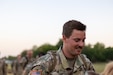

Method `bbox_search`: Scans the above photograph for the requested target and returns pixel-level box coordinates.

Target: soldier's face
[27,50,33,57]
[63,29,86,57]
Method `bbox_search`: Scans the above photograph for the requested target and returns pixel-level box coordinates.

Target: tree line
[7,39,113,62]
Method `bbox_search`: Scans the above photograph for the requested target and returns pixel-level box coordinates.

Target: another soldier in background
[12,54,22,75]
[29,20,96,75]
[36,52,45,59]
[23,52,45,75]
[21,50,35,75]
[0,57,7,75]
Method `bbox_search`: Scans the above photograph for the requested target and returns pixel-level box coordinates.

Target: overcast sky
[0,0,113,57]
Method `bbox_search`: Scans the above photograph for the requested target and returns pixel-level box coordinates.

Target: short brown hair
[62,20,86,38]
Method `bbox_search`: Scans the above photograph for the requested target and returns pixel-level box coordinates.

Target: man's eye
[83,40,85,42]
[82,39,85,42]
[74,39,80,42]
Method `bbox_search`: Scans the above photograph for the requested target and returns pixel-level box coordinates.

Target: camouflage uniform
[0,58,7,75]
[23,52,46,75]
[20,56,34,69]
[29,47,95,75]
[21,56,35,75]
[12,59,23,75]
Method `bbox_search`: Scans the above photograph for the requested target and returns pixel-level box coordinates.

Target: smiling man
[29,20,95,75]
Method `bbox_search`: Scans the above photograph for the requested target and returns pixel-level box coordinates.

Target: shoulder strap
[47,50,57,72]
[51,51,57,67]
[79,54,95,72]
[79,54,88,70]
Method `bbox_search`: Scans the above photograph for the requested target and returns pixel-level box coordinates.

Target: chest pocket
[51,68,84,75]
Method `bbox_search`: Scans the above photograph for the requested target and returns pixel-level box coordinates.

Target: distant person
[0,57,7,75]
[21,49,35,75]
[23,52,45,75]
[101,61,113,75]
[28,20,96,75]
[12,54,23,75]
[36,52,46,59]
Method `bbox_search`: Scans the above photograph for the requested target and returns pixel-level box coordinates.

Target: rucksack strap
[47,50,57,72]
[79,54,88,70]
[78,54,90,72]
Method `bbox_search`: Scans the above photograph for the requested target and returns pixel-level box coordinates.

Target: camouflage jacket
[12,59,23,75]
[21,56,35,75]
[20,56,35,70]
[29,48,95,75]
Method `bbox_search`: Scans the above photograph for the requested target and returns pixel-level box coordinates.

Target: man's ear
[62,35,67,41]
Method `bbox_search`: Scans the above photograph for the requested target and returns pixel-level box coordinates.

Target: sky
[0,0,113,57]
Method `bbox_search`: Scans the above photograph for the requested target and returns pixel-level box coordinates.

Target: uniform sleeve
[29,53,56,75]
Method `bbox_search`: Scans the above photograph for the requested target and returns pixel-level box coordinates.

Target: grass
[93,62,107,74]
[7,64,13,75]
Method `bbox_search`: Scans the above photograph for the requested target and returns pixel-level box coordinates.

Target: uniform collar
[57,47,69,69]
[57,47,84,71]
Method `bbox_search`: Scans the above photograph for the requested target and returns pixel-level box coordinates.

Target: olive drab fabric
[29,48,95,75]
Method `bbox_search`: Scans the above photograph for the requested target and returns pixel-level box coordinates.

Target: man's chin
[76,52,81,55]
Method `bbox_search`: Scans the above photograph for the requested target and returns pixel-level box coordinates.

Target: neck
[62,46,77,59]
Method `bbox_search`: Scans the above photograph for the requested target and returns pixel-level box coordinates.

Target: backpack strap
[79,54,95,72]
[79,54,88,70]
[78,54,91,72]
[47,50,57,72]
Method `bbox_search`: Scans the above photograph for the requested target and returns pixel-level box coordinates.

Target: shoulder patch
[30,70,42,75]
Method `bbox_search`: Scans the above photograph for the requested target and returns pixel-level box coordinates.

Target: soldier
[23,52,46,75]
[29,20,96,75]
[36,52,46,59]
[12,54,23,75]
[0,57,7,75]
[21,49,35,75]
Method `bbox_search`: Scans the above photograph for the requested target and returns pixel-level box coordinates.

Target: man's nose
[79,41,84,47]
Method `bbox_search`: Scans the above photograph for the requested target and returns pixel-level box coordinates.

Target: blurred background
[0,0,113,75]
